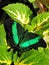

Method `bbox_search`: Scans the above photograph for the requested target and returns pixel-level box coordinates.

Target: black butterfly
[4,18,46,57]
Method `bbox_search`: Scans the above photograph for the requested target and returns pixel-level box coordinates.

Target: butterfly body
[4,19,46,56]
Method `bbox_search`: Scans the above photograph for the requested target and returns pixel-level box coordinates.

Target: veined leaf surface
[31,12,49,37]
[2,3,32,27]
[0,24,6,45]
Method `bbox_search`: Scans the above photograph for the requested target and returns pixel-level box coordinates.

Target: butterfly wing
[12,22,46,51]
[4,18,15,47]
[20,34,41,48]
[19,32,46,51]
[4,19,25,48]
[4,19,46,57]
[12,21,25,45]
[12,22,19,44]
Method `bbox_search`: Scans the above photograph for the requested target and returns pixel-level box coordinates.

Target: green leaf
[43,29,49,42]
[13,48,49,65]
[0,45,49,65]
[0,24,6,45]
[13,52,18,64]
[0,46,12,65]
[28,0,36,3]
[2,3,32,26]
[31,12,49,37]
[25,24,33,32]
[0,24,12,65]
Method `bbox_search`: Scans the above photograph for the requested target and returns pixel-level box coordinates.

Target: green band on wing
[20,36,41,48]
[12,22,19,45]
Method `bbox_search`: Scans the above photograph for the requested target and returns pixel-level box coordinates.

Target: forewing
[4,18,16,47]
[12,22,19,44]
[12,22,25,45]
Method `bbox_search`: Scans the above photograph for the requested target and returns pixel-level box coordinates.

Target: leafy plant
[0,45,12,65]
[2,3,49,39]
[31,12,49,36]
[0,24,6,46]
[2,3,32,27]
[0,41,49,65]
[28,0,36,3]
[0,0,49,65]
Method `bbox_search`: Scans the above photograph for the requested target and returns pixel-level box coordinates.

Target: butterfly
[4,18,46,57]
